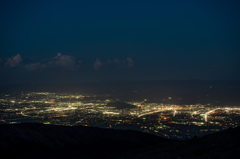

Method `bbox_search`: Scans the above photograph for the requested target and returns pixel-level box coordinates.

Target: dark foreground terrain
[0,123,240,159]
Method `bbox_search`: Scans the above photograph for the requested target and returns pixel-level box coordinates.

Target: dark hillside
[0,123,168,159]
[1,123,240,158]
[119,126,240,159]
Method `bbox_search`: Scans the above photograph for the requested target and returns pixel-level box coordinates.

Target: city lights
[1,92,240,139]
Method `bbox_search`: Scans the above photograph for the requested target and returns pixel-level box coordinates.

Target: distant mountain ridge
[1,123,240,158]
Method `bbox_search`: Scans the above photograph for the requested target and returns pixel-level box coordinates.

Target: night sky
[0,0,240,84]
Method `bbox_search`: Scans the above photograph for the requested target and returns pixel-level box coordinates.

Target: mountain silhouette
[1,123,240,158]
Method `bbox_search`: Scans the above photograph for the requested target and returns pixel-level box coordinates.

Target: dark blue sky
[0,0,240,84]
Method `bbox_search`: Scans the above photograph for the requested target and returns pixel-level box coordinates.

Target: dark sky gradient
[0,0,240,84]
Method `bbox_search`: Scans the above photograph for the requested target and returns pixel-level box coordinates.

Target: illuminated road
[204,108,240,122]
[137,108,173,117]
[204,108,221,122]
[20,111,28,117]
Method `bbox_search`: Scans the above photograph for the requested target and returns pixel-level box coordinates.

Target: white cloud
[127,57,134,67]
[5,54,22,67]
[93,59,102,70]
[113,59,120,64]
[24,53,81,71]
[48,53,79,68]
[107,58,134,68]
[25,62,46,71]
[107,59,112,64]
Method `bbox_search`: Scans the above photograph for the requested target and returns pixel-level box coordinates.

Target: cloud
[47,53,80,69]
[25,53,81,71]
[3,53,134,72]
[113,59,120,64]
[93,59,102,70]
[25,62,47,71]
[127,57,134,67]
[107,59,112,64]
[5,54,22,67]
[107,58,135,68]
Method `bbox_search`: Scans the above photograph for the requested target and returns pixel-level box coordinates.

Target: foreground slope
[119,126,240,159]
[0,123,168,159]
[0,123,240,159]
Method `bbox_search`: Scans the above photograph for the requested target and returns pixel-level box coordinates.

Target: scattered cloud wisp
[4,54,22,67]
[93,59,102,70]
